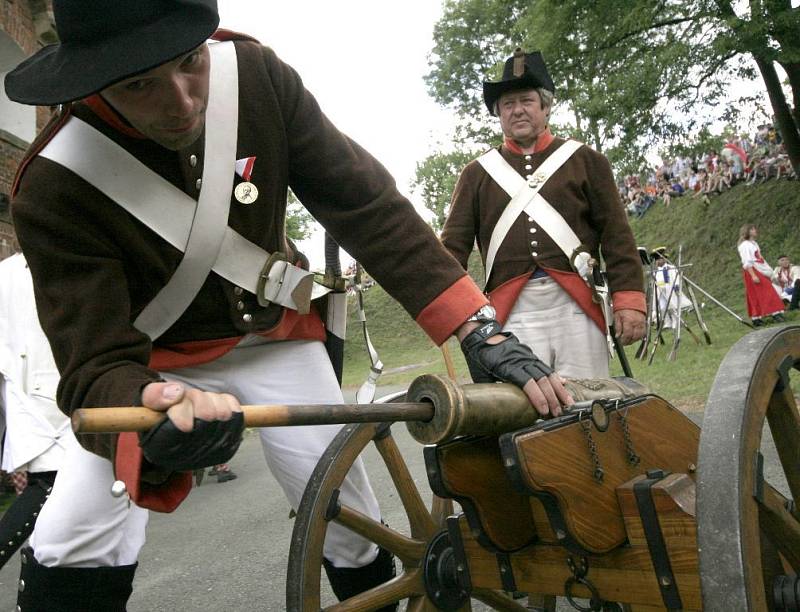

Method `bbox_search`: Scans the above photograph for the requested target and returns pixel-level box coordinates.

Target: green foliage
[425,0,800,174]
[427,0,524,134]
[285,189,315,242]
[659,126,727,163]
[411,150,477,231]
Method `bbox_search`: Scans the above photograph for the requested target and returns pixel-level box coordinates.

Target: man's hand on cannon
[456,318,574,418]
[613,308,646,345]
[137,382,245,472]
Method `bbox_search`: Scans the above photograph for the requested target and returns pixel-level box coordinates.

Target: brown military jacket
[12,39,486,459]
[442,137,644,309]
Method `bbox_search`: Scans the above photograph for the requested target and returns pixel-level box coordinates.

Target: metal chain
[564,556,603,612]
[617,405,640,466]
[579,417,604,482]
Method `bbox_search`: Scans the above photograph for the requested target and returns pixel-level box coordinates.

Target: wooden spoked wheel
[697,325,800,610]
[286,394,528,611]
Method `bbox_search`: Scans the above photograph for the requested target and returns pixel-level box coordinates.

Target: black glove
[139,412,245,472]
[460,319,553,387]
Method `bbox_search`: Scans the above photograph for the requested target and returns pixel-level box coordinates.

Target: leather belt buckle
[256,251,315,315]
[256,251,288,308]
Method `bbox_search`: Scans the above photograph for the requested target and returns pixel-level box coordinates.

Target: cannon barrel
[71,375,648,443]
[405,374,647,443]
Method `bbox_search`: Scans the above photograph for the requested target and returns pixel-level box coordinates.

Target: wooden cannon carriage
[73,325,800,611]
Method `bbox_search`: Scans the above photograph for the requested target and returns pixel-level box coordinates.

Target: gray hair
[494,87,554,116]
[537,88,554,110]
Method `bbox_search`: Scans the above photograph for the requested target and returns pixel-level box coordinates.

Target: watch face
[480,305,496,319]
[468,305,497,322]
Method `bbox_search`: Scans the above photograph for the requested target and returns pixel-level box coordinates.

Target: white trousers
[503,277,610,379]
[31,339,380,569]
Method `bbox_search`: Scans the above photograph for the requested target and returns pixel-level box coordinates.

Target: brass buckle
[256,251,287,307]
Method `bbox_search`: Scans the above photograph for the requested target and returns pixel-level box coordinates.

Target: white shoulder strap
[478,140,584,282]
[477,149,525,196]
[134,40,238,339]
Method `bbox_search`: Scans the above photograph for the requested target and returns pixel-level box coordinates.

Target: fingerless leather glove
[139,412,245,472]
[460,320,554,387]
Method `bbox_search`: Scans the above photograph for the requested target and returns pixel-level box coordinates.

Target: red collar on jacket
[83,95,146,139]
[503,128,555,155]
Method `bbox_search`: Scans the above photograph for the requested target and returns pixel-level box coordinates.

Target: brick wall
[0,130,26,196]
[1,0,38,56]
[1,0,54,257]
[0,132,23,257]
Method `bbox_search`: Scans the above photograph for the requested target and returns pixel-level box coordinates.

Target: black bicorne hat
[4,0,219,106]
[483,48,555,116]
[650,247,669,260]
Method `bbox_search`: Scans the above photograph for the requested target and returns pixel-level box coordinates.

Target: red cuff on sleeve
[415,275,488,346]
[115,432,193,513]
[611,290,647,314]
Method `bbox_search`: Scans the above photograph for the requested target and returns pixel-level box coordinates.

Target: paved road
[0,402,788,611]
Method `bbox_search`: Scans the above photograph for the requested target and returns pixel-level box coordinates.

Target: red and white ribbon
[235,156,256,181]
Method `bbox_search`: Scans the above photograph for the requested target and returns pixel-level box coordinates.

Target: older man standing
[442,49,646,378]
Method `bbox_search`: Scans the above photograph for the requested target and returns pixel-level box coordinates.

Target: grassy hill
[341,178,800,408]
[628,178,800,309]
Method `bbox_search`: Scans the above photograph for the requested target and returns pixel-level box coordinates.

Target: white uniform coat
[0,254,70,473]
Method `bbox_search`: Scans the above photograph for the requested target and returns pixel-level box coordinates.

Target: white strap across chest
[134,41,238,339]
[478,140,585,282]
[38,42,328,339]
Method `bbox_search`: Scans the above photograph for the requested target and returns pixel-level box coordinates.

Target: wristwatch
[466,304,497,323]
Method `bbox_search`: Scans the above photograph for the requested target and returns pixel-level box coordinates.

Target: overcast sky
[218,1,452,267]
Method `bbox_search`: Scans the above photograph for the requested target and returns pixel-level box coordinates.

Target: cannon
[73,325,800,611]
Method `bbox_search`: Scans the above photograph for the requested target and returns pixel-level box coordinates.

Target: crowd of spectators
[621,123,796,218]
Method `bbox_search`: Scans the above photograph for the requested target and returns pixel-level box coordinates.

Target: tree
[412,150,476,231]
[426,0,800,175]
[285,189,315,242]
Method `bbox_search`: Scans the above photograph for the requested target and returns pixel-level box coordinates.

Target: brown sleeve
[260,46,478,329]
[441,161,480,270]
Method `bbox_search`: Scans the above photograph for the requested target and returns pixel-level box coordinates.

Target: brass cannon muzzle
[404,375,648,444]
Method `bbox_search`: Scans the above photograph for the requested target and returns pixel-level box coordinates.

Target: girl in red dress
[737,224,785,326]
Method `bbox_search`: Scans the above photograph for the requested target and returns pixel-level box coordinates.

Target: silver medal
[234,181,258,204]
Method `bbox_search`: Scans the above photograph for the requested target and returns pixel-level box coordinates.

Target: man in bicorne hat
[442,49,646,379]
[4,3,573,610]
